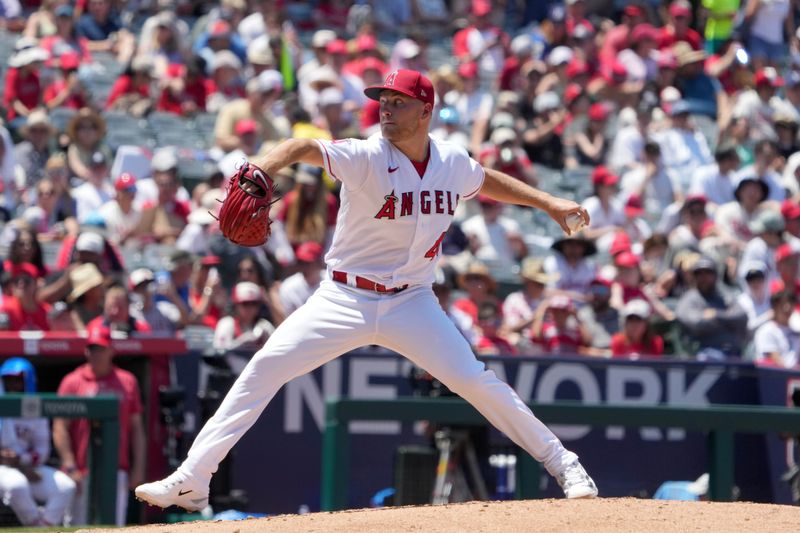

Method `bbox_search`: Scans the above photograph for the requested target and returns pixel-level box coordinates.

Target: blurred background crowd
[0,0,799,368]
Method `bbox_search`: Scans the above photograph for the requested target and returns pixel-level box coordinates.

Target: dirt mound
[78,498,800,533]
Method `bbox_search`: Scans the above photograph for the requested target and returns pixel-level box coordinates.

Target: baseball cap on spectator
[749,209,784,235]
[742,260,767,281]
[609,232,632,257]
[630,23,658,43]
[59,51,81,70]
[211,50,242,72]
[615,251,641,269]
[76,232,105,255]
[669,99,692,116]
[571,22,594,41]
[8,45,47,68]
[318,87,344,107]
[622,299,651,319]
[395,39,422,59]
[625,194,645,218]
[152,148,179,172]
[201,255,222,267]
[457,62,479,79]
[565,60,589,78]
[22,110,54,136]
[86,323,112,348]
[490,112,515,130]
[235,118,258,136]
[361,57,386,75]
[68,263,104,303]
[295,164,321,186]
[755,67,784,88]
[623,5,643,17]
[364,69,435,108]
[129,268,155,290]
[606,60,629,85]
[472,0,492,16]
[669,1,692,17]
[547,46,573,67]
[548,4,566,23]
[775,243,798,263]
[167,250,194,271]
[208,20,232,38]
[296,242,324,263]
[520,257,558,284]
[657,52,678,70]
[781,199,800,220]
[326,39,348,56]
[254,69,284,94]
[564,84,584,106]
[188,188,223,225]
[248,38,275,66]
[356,34,378,53]
[592,166,619,186]
[114,172,137,192]
[131,56,154,76]
[692,256,717,272]
[533,92,560,113]
[548,295,574,311]
[312,29,337,49]
[232,281,262,304]
[55,4,73,17]
[490,127,516,146]
[510,35,534,56]
[588,102,609,121]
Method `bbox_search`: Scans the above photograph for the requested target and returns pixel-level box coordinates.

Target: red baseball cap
[295,241,323,263]
[166,63,186,78]
[565,60,589,78]
[625,194,645,218]
[591,166,619,186]
[669,1,691,18]
[615,251,641,269]
[457,61,479,79]
[775,243,798,263]
[326,39,348,55]
[86,324,112,348]
[755,67,784,88]
[609,232,632,257]
[623,5,643,17]
[209,20,231,37]
[360,56,386,75]
[472,0,492,17]
[200,255,221,266]
[235,118,258,135]
[356,34,377,52]
[564,83,584,106]
[588,102,609,121]
[364,69,435,108]
[630,23,658,43]
[60,51,80,70]
[114,172,137,191]
[781,199,800,220]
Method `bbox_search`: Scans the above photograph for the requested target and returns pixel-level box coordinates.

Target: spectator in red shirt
[86,285,151,337]
[105,57,153,115]
[475,300,517,355]
[599,5,645,71]
[53,323,145,526]
[3,45,47,122]
[133,155,191,245]
[156,61,208,116]
[610,299,665,359]
[187,255,224,329]
[4,228,48,279]
[0,263,50,332]
[40,4,92,66]
[658,1,702,51]
[43,52,89,111]
[479,127,537,186]
[531,295,590,355]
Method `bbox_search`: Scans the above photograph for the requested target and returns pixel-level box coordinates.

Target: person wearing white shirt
[99,173,140,245]
[620,141,679,215]
[581,167,626,253]
[651,101,714,191]
[714,176,771,244]
[461,196,526,274]
[278,242,326,317]
[738,210,786,284]
[608,107,645,175]
[754,289,800,369]
[737,261,772,335]
[544,236,597,301]
[689,144,740,207]
[72,151,114,223]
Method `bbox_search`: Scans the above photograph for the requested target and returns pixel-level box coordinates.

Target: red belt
[332,271,408,294]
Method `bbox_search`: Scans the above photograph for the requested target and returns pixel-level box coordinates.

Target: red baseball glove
[217,161,275,247]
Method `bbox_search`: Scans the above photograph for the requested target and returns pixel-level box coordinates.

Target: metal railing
[321,398,800,510]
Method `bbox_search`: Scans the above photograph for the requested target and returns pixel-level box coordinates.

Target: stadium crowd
[0,0,799,374]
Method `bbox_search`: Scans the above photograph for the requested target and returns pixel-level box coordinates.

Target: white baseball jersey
[316,134,484,287]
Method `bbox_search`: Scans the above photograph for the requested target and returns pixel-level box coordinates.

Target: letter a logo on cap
[385,70,398,86]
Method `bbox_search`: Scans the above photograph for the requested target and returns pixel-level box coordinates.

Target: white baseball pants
[0,464,76,525]
[179,280,577,483]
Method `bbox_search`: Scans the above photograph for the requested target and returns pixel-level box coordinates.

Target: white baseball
[566,213,586,233]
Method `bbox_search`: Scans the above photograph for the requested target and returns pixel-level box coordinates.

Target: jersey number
[424,232,446,260]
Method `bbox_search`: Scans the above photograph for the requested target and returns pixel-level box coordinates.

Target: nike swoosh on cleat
[388,166,399,173]
[178,489,193,496]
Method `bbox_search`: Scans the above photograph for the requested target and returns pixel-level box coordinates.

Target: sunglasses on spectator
[237,301,260,307]
[39,189,55,197]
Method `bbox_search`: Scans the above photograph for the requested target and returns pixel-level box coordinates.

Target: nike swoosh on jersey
[388,166,399,173]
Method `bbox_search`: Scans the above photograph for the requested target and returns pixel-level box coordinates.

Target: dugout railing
[321,398,800,510]
[0,394,119,524]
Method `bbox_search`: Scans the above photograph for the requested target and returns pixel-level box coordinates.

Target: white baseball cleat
[135,471,209,512]
[556,460,598,499]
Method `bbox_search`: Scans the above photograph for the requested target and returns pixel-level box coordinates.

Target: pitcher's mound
[78,498,800,533]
